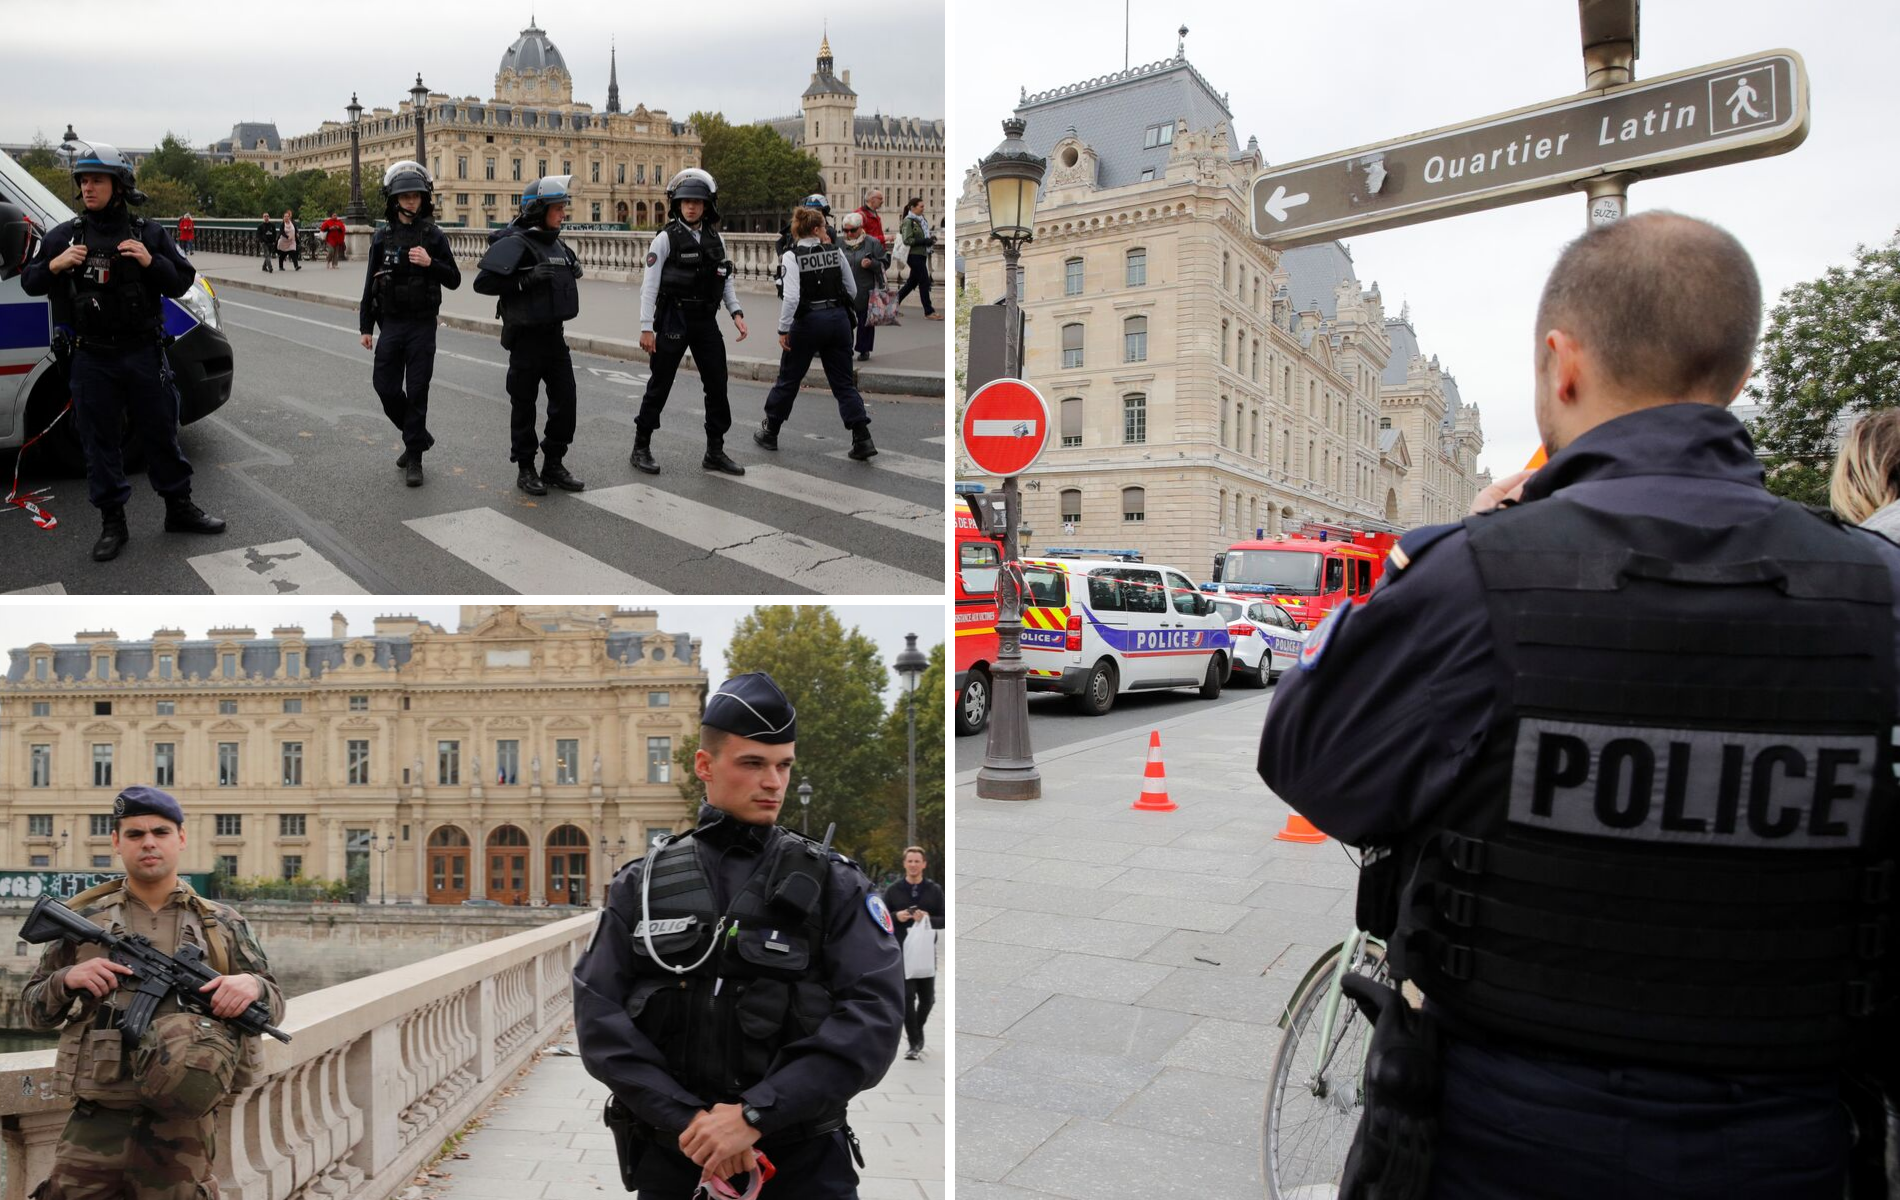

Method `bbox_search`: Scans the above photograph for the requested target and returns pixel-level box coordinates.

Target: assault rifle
[20,894,291,1047]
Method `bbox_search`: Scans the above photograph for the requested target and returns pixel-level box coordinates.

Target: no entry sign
[962,379,1051,478]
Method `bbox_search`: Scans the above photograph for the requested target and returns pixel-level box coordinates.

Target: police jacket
[358,218,460,332]
[775,239,856,334]
[473,220,581,331]
[571,804,903,1143]
[21,209,194,345]
[637,222,742,332]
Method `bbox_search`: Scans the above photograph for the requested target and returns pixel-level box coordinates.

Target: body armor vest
[64,215,160,341]
[623,828,839,1125]
[791,243,847,319]
[658,221,730,307]
[374,221,443,321]
[499,232,579,330]
[1378,496,1900,1072]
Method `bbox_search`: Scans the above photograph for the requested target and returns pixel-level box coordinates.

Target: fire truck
[953,484,1003,736]
[1207,522,1402,629]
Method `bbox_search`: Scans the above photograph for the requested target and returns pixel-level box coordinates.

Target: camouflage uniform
[20,881,284,1200]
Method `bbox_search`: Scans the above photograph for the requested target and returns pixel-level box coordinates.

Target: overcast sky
[5,0,944,150]
[951,0,1898,476]
[0,602,944,709]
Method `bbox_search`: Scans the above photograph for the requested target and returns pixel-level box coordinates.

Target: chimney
[842,69,850,87]
[332,611,347,638]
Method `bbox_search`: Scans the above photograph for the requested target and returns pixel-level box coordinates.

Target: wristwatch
[741,1104,764,1129]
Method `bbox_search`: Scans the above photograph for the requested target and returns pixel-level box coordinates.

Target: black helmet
[519,175,573,226]
[0,202,40,282]
[63,140,144,207]
[799,192,831,216]
[665,168,719,225]
[381,160,435,219]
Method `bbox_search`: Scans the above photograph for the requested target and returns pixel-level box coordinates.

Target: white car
[1210,595,1308,686]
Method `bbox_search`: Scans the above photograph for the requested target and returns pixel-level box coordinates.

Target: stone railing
[0,913,593,1200]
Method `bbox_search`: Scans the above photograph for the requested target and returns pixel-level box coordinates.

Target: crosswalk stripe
[404,508,664,594]
[823,446,941,481]
[188,538,369,594]
[718,464,938,540]
[5,583,67,595]
[576,484,936,594]
[922,436,945,445]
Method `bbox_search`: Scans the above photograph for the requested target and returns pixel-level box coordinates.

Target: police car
[1017,554,1234,716]
[0,150,232,473]
[1209,594,1308,687]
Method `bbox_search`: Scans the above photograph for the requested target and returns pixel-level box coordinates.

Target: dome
[500,24,567,75]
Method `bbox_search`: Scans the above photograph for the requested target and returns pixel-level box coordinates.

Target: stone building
[0,606,707,907]
[956,48,1490,573]
[210,122,284,175]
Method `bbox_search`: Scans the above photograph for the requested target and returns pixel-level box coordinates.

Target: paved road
[1,289,943,596]
[954,678,1275,772]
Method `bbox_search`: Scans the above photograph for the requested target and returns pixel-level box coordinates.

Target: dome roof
[500,24,567,75]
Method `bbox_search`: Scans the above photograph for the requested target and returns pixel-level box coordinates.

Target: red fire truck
[1208,523,1401,629]
[953,485,1004,736]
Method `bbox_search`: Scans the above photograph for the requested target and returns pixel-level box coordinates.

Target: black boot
[396,449,410,467]
[702,441,745,476]
[752,418,780,451]
[404,453,424,487]
[629,431,660,475]
[516,462,547,496]
[162,493,226,534]
[91,504,129,562]
[542,457,586,492]
[847,425,878,461]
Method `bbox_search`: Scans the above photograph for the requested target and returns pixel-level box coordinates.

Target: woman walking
[277,210,301,271]
[894,196,939,320]
[752,205,876,460]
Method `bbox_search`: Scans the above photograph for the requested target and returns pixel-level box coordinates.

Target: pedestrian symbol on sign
[1727,77,1764,124]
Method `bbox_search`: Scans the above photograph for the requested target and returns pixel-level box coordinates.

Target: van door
[1322,555,1347,619]
[1110,565,1167,687]
[1018,562,1072,674]
[1164,568,1217,683]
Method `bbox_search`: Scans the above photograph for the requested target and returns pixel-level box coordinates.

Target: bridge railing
[0,912,594,1200]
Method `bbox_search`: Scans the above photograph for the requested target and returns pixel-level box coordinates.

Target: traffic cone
[1274,812,1327,844]
[1131,730,1178,812]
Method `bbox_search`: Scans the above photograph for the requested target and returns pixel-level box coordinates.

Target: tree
[1748,229,1900,506]
[689,111,823,221]
[139,132,209,201]
[205,162,275,218]
[18,131,58,170]
[859,642,946,880]
[134,176,199,219]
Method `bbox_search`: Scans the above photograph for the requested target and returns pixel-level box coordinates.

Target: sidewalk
[186,250,946,397]
[423,1005,943,1200]
[955,692,1359,1199]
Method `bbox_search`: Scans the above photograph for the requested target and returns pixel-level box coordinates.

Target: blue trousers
[68,341,192,508]
[762,307,868,430]
[372,317,437,458]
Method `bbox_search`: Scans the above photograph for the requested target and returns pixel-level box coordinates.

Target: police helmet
[0,202,40,283]
[63,140,144,206]
[799,193,831,216]
[665,168,720,224]
[519,175,573,226]
[381,160,436,219]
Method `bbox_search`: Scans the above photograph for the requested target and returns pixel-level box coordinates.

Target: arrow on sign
[1261,185,1310,223]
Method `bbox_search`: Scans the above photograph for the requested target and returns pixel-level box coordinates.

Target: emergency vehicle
[1208,523,1401,629]
[0,150,233,474]
[953,485,1002,736]
[1017,554,1233,716]
[1209,593,1308,686]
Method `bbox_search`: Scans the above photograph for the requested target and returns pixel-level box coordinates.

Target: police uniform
[18,142,225,561]
[755,234,874,461]
[472,176,585,496]
[360,161,461,486]
[573,673,903,1200]
[20,787,285,1200]
[1259,402,1900,1198]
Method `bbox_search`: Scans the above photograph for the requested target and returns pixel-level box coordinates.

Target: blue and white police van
[1208,593,1309,687]
[0,150,232,473]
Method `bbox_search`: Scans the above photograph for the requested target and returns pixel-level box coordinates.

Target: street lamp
[892,633,928,848]
[371,830,396,906]
[344,92,368,224]
[410,74,429,164]
[797,780,813,838]
[976,116,1048,803]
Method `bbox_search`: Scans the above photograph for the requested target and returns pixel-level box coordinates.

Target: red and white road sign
[962,379,1051,478]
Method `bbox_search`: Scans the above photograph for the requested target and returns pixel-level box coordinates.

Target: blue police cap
[113,786,183,825]
[704,672,796,744]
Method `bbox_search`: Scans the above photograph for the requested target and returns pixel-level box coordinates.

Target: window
[1061,324,1083,370]
[455,194,468,207]
[556,739,579,785]
[34,656,47,681]
[590,161,600,183]
[1221,403,1230,447]
[30,745,50,788]
[349,695,368,712]
[647,737,672,784]
[1143,122,1174,149]
[536,158,547,178]
[218,743,239,787]
[959,539,999,596]
[485,158,496,180]
[616,163,625,184]
[94,656,108,680]
[1123,316,1147,363]
[1064,257,1083,296]
[1123,394,1147,445]
[1169,570,1201,616]
[219,700,237,715]
[30,701,48,716]
[1220,320,1230,367]
[281,856,303,882]
[92,744,113,787]
[1325,558,1346,594]
[1060,489,1082,527]
[92,855,111,869]
[154,743,175,787]
[437,740,460,786]
[94,701,111,716]
[496,739,519,785]
[215,814,242,837]
[1126,248,1147,287]
[286,652,301,679]
[1060,397,1083,448]
[282,699,302,714]
[281,742,303,786]
[561,160,571,176]
[1122,486,1147,523]
[221,653,236,679]
[90,814,111,837]
[648,692,670,708]
[218,854,239,878]
[27,815,52,838]
[488,194,499,209]
[29,856,48,868]
[511,158,522,181]
[155,700,173,715]
[280,814,306,837]
[347,740,370,786]
[456,155,467,179]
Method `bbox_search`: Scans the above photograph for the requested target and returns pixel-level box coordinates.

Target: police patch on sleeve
[865,894,895,934]
[1299,604,1349,671]
[645,252,658,267]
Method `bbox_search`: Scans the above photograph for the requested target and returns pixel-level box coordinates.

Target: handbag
[902,913,936,979]
[276,229,295,252]
[868,287,900,327]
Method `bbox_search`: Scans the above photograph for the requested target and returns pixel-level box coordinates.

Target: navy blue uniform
[359,222,460,461]
[1259,403,1900,1198]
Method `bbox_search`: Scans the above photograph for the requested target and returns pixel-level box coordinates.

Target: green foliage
[214,875,351,902]
[205,162,276,218]
[139,132,209,201]
[689,112,824,218]
[859,642,946,879]
[27,164,73,205]
[133,176,199,218]
[1748,229,1900,505]
[19,131,58,170]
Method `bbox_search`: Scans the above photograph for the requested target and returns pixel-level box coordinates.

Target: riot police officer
[20,141,225,561]
[359,160,461,487]
[632,168,748,477]
[1258,212,1900,1198]
[574,672,903,1200]
[754,205,875,461]
[473,175,585,496]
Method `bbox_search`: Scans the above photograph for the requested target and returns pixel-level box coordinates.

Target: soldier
[21,786,285,1200]
[574,672,903,1199]
[631,168,748,477]
[19,141,226,562]
[473,175,585,496]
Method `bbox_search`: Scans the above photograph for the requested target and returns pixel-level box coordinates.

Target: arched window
[1220,320,1230,367]
[1059,489,1082,528]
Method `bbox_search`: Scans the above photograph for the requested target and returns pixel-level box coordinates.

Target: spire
[606,38,621,113]
[818,24,834,73]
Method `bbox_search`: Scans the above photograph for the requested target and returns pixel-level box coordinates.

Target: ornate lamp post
[892,633,928,847]
[344,93,368,224]
[410,74,429,164]
[797,780,813,838]
[371,830,396,905]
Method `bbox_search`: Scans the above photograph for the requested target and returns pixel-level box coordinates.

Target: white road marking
[715,464,939,540]
[823,446,943,482]
[5,583,67,595]
[187,539,368,594]
[404,508,663,594]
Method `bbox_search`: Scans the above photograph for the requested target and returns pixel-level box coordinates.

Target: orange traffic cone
[1132,730,1178,812]
[1275,812,1327,844]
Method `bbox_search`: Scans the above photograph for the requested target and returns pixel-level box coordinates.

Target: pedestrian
[881,847,943,1061]
[854,190,886,254]
[838,211,886,363]
[573,672,903,1200]
[321,210,346,268]
[276,210,300,271]
[473,174,585,496]
[20,786,285,1200]
[255,211,276,272]
[359,161,460,488]
[174,212,192,257]
[1829,409,1900,540]
[1258,212,1900,1198]
[753,205,876,461]
[630,168,748,477]
[893,197,938,320]
[19,141,226,561]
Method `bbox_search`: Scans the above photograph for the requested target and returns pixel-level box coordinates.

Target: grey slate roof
[1382,318,1422,386]
[216,122,281,153]
[6,638,414,683]
[1378,427,1404,454]
[1279,242,1358,323]
[500,25,566,76]
[763,114,946,152]
[1014,57,1235,191]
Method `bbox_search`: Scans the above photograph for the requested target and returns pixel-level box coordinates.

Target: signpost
[1251,48,1808,248]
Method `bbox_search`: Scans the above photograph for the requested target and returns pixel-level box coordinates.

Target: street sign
[1251,48,1808,248]
[962,379,1051,478]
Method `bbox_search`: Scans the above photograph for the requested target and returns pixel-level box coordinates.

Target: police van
[0,151,232,473]
[1017,553,1234,716]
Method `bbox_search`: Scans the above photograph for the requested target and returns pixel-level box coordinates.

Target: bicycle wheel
[1262,937,1389,1200]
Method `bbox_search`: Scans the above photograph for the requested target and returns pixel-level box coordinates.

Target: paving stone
[997,857,1132,889]
[961,876,1130,918]
[959,983,1055,1037]
[956,1096,1071,1183]
[1001,993,1198,1061]
[1000,1118,1263,1198]
[1110,1066,1271,1150]
[957,1063,1132,1120]
[1098,891,1250,933]
[1135,963,1297,1025]
[973,910,1171,958]
[1014,951,1175,1004]
[957,1032,1006,1076]
[1094,865,1261,905]
[1241,879,1351,915]
[954,937,1057,985]
[1158,1016,1281,1082]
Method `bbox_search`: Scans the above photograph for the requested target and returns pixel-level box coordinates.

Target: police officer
[473,175,585,496]
[1258,212,1900,1198]
[631,168,748,477]
[359,160,461,488]
[20,142,226,562]
[20,787,284,1200]
[772,194,836,298]
[574,672,903,1200]
[754,205,875,461]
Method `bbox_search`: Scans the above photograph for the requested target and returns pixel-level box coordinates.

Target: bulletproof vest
[499,231,579,330]
[622,828,839,1118]
[65,214,160,341]
[657,220,730,306]
[374,221,442,320]
[1378,496,1900,1073]
[792,242,847,319]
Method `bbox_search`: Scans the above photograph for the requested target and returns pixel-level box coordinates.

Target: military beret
[113,786,184,825]
[703,672,796,744]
